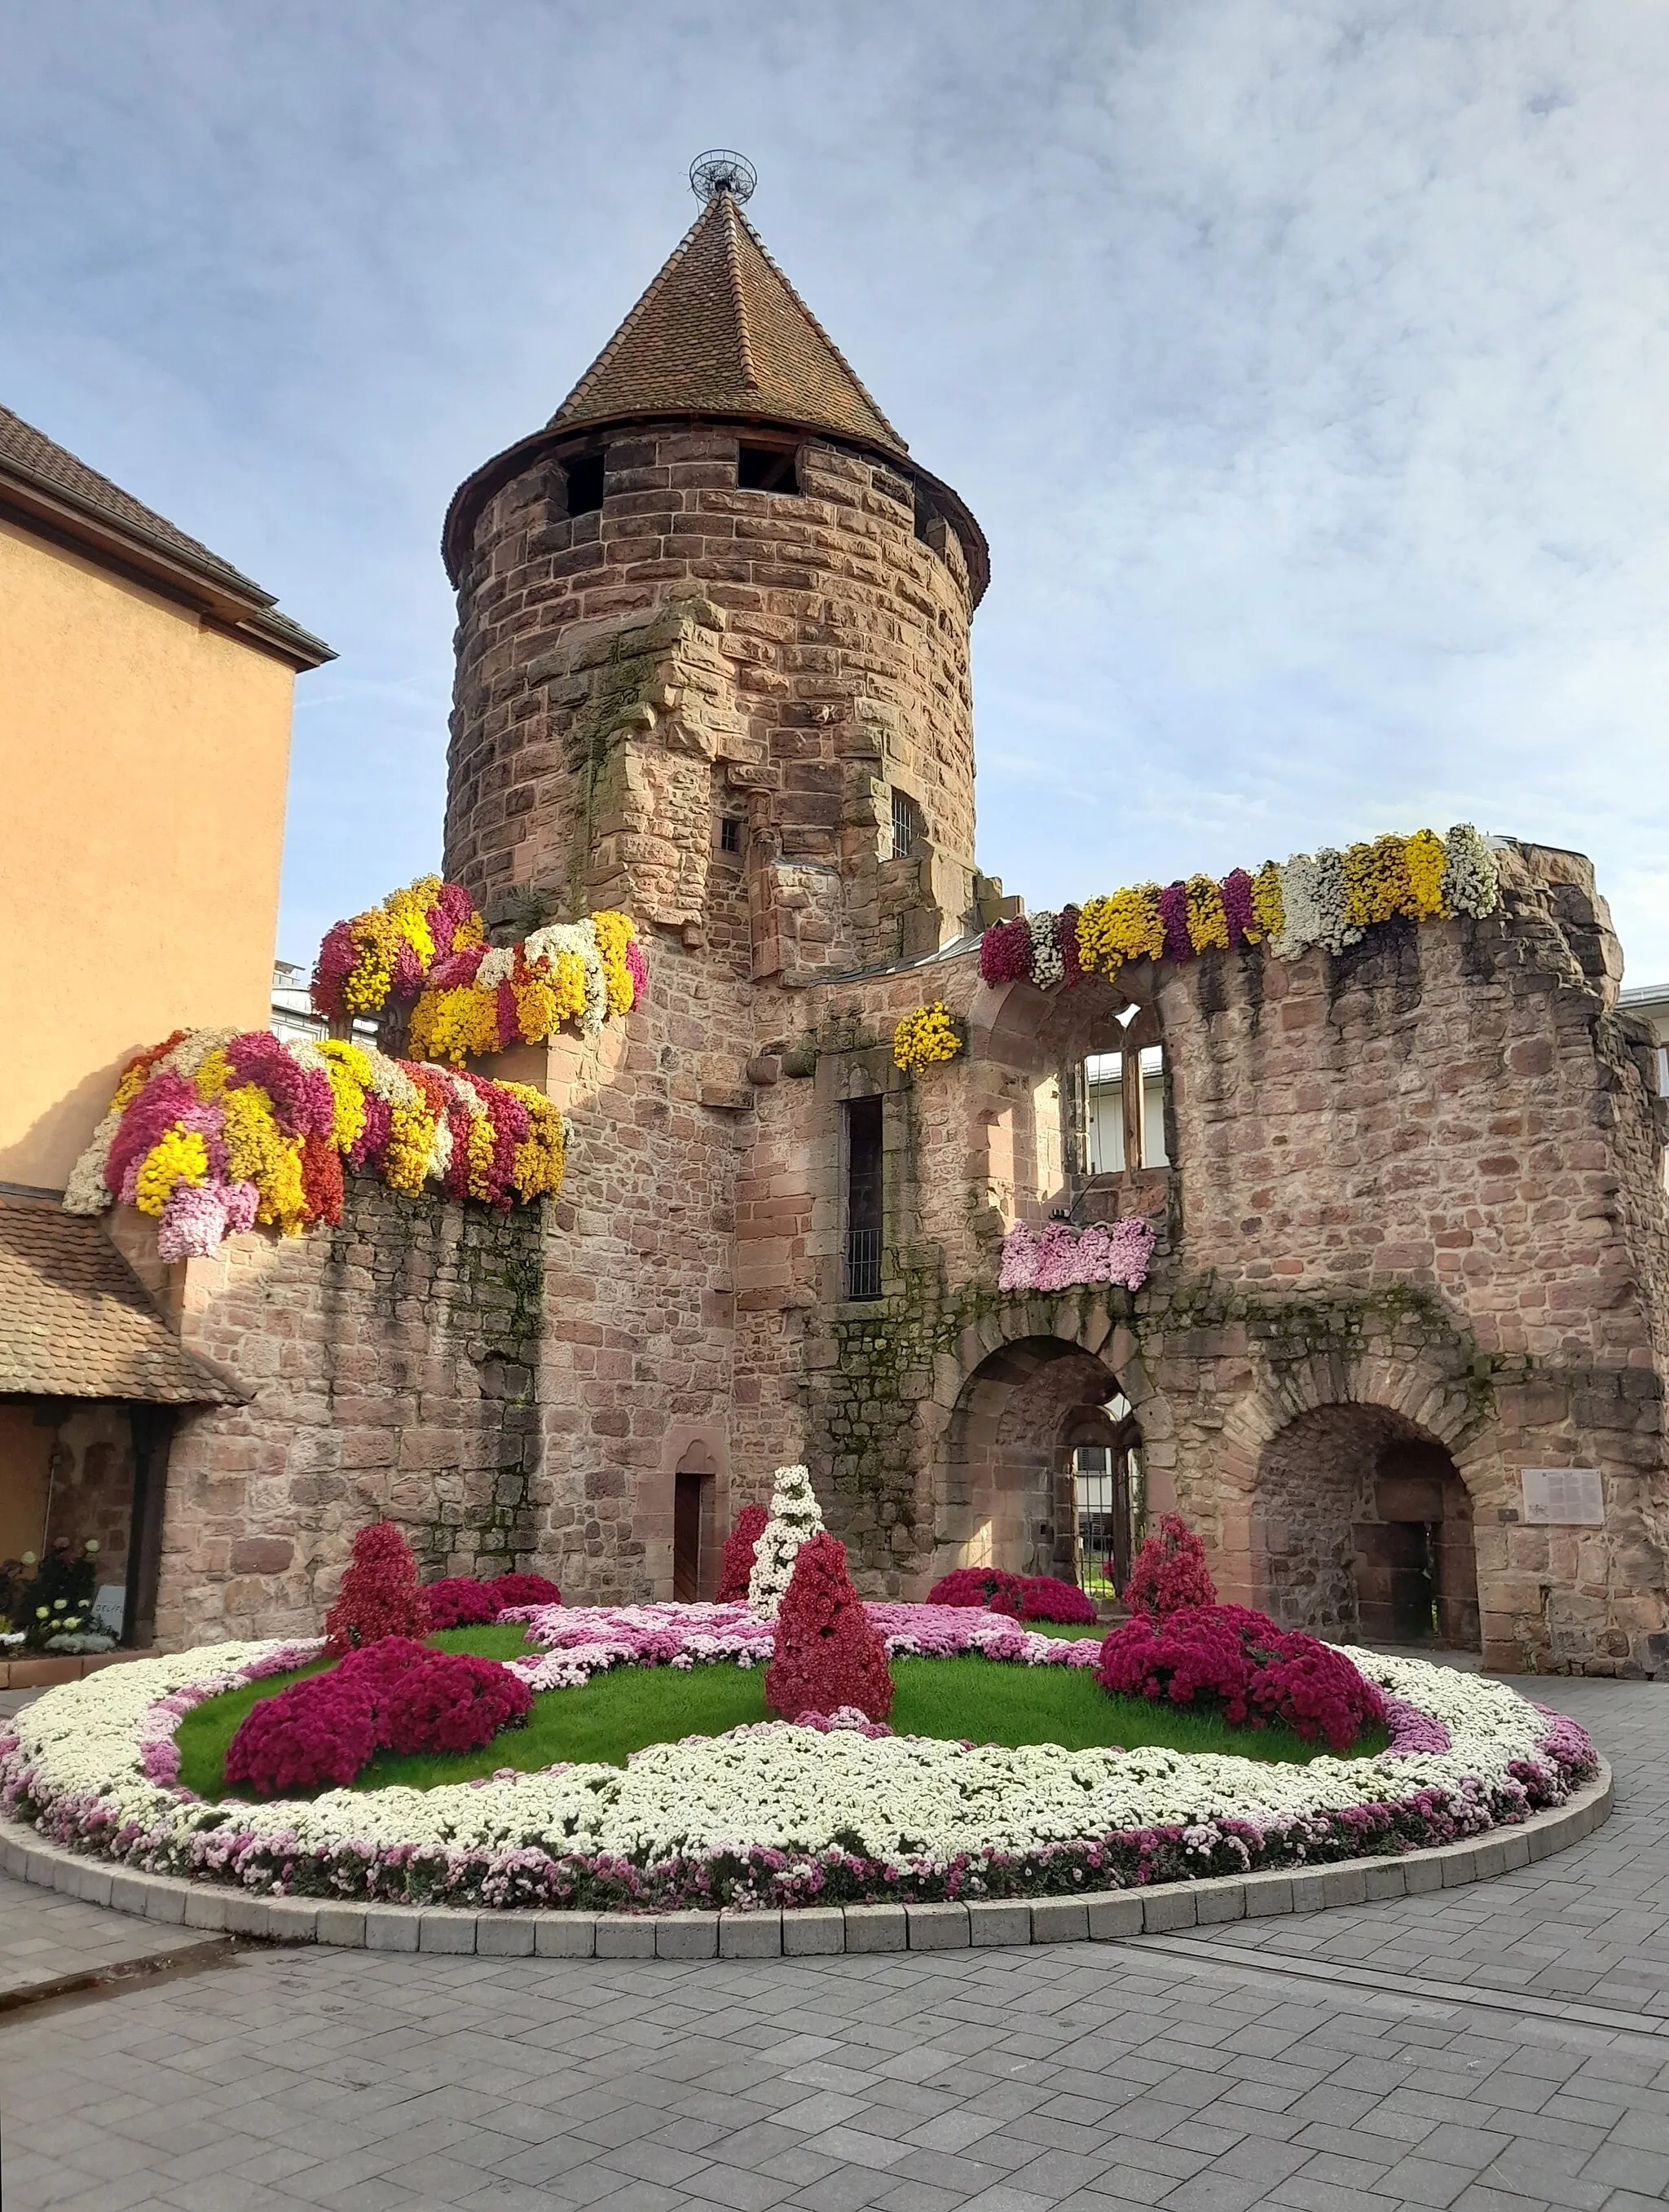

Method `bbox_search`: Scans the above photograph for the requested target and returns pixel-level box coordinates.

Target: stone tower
[442,171,989,978]
[434,169,989,1597]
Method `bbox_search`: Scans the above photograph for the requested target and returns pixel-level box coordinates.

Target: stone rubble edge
[0,1761,1611,1961]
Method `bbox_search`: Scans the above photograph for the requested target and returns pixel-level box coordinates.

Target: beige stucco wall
[0,517,297,1190]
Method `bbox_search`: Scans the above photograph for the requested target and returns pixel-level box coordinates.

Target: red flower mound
[333,1636,443,1735]
[324,1521,428,1655]
[422,1577,500,1629]
[716,1504,769,1603]
[224,1673,378,1797]
[927,1566,1019,1610]
[925,1567,1097,1625]
[1123,1513,1217,1619]
[765,1533,892,1724]
[382,1652,533,1757]
[422,1572,561,1627]
[488,1572,560,1610]
[1013,1575,1098,1626]
[1097,1603,1386,1752]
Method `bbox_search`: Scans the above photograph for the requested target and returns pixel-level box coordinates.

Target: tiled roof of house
[0,402,332,668]
[0,1198,242,1404]
[549,191,909,457]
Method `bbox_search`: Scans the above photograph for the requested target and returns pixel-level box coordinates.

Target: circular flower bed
[0,1602,1596,1916]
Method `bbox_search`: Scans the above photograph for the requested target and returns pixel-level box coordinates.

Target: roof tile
[0,1198,240,1404]
[551,194,907,456]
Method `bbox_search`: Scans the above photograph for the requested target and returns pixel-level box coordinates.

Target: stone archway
[1252,1403,1480,1648]
[936,1335,1130,1585]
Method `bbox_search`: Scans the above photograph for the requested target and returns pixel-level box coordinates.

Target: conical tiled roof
[548,191,908,457]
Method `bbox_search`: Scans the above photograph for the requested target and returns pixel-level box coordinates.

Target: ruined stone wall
[150,1181,543,1647]
[779,849,1669,1673]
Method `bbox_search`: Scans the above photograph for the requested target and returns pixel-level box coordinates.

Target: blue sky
[6,2,1667,976]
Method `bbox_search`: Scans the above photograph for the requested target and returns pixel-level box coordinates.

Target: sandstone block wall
[776,846,1669,1673]
[443,426,977,976]
[149,1183,544,1647]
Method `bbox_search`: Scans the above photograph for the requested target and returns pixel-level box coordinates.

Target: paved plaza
[1,1675,1666,2212]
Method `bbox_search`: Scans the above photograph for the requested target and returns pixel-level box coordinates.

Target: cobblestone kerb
[0,1762,1610,1960]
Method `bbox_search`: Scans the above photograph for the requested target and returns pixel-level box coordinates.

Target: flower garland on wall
[63,1028,567,1260]
[980,826,1501,992]
[892,1001,964,1075]
[997,1217,1156,1294]
[311,876,647,1063]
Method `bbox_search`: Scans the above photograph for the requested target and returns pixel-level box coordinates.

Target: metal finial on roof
[689,150,756,205]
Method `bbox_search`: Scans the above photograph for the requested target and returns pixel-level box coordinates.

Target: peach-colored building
[0,402,331,1194]
[0,402,328,1645]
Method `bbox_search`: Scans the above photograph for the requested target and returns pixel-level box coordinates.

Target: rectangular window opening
[563,451,606,517]
[843,1094,883,1301]
[738,444,800,494]
[1082,1046,1168,1172]
[719,816,743,855]
[891,788,923,860]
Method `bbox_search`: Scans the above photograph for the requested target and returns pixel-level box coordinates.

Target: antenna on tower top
[689,150,757,205]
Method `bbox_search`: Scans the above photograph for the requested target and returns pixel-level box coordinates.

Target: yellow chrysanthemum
[192,1049,232,1101]
[1250,860,1284,943]
[465,1112,497,1202]
[408,987,500,1066]
[511,974,558,1044]
[1185,874,1230,954]
[1077,885,1165,978]
[591,910,638,1018]
[1344,834,1416,928]
[343,910,401,1015]
[384,878,438,970]
[893,1001,962,1075]
[134,1128,209,1216]
[318,1041,369,1151]
[258,1137,309,1234]
[385,1102,435,1195]
[546,951,589,1025]
[222,1086,285,1188]
[1404,829,1448,919]
[509,1090,567,1198]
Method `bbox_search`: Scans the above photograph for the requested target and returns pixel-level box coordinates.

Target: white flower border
[0,1619,1596,1915]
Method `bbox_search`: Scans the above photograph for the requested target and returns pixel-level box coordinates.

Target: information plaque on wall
[1521,1469,1605,1526]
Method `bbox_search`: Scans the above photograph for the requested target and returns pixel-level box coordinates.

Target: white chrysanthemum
[287,1039,331,1079]
[526,920,608,1036]
[1027,912,1064,989]
[361,1047,420,1108]
[476,947,516,989]
[1442,825,1501,920]
[161,1028,239,1078]
[62,1111,122,1215]
[747,1463,826,1618]
[1270,850,1360,960]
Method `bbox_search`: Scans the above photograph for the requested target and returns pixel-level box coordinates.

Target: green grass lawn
[174,1626,1385,1801]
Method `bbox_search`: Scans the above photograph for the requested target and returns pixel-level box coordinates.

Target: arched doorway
[937,1337,1143,1597]
[1252,1404,1479,1649]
